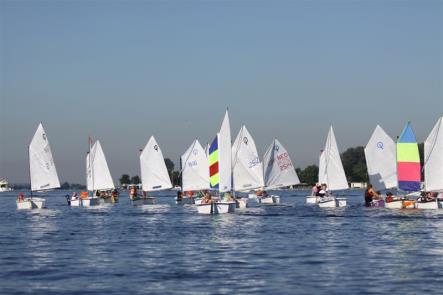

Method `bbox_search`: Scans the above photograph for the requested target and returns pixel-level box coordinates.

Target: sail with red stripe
[396,122,421,192]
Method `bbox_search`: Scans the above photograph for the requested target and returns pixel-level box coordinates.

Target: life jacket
[386,195,394,203]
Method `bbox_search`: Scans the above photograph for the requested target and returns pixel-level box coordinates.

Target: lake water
[1,189,443,295]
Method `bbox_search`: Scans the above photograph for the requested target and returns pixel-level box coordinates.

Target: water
[1,190,443,295]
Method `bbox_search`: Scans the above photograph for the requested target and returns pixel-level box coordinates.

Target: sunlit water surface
[1,190,443,294]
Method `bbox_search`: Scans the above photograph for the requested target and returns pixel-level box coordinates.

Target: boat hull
[384,200,403,209]
[16,199,34,210]
[215,201,236,213]
[415,201,439,209]
[369,199,385,207]
[81,197,100,207]
[318,197,347,208]
[69,199,81,207]
[196,203,213,214]
[258,195,280,204]
[306,196,319,204]
[196,201,236,214]
[31,197,46,209]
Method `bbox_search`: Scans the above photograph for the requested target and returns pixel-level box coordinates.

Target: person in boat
[418,191,436,203]
[111,189,119,202]
[71,192,78,201]
[129,186,137,199]
[177,191,183,202]
[223,192,235,202]
[364,184,380,206]
[201,192,212,204]
[81,191,88,199]
[385,192,394,203]
[318,184,328,198]
[311,183,319,196]
[17,192,24,202]
[187,191,194,198]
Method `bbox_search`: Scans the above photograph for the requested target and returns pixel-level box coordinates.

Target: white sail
[218,110,232,192]
[318,150,327,185]
[140,136,172,192]
[364,125,397,191]
[29,123,60,191]
[86,152,92,191]
[263,139,300,189]
[181,139,210,191]
[87,140,115,191]
[232,125,264,191]
[319,126,348,191]
[424,117,443,192]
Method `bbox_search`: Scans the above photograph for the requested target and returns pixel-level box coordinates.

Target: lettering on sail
[276,152,292,171]
[188,160,198,167]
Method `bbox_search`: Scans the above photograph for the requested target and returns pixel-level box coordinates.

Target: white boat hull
[384,200,403,209]
[258,195,280,204]
[196,203,213,214]
[215,201,236,213]
[70,199,81,207]
[318,197,347,208]
[132,197,156,206]
[16,199,34,210]
[31,197,46,209]
[415,201,439,209]
[306,196,319,204]
[196,202,236,214]
[81,197,100,207]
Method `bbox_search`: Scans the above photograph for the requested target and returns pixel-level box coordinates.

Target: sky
[1,0,442,184]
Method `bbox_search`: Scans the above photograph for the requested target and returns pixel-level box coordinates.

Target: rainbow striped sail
[396,122,421,192]
[209,135,219,189]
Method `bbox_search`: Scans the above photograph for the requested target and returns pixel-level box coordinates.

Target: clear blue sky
[1,0,442,184]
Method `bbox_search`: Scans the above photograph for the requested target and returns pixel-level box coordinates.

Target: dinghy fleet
[13,113,443,213]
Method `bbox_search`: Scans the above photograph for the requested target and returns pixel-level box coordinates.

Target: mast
[28,143,33,198]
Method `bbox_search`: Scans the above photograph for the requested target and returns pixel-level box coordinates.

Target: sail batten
[29,123,60,191]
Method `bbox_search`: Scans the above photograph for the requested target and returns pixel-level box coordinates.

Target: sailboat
[232,125,263,207]
[133,136,172,206]
[395,122,421,209]
[317,126,348,208]
[364,125,398,207]
[81,140,115,207]
[197,110,236,214]
[17,123,60,209]
[179,139,209,205]
[261,139,300,204]
[416,117,443,209]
